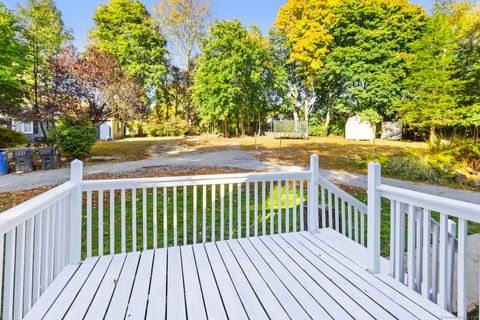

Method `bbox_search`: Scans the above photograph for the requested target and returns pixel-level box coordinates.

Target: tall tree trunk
[33,51,48,145]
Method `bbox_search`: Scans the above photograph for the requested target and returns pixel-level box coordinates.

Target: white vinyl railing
[79,170,311,257]
[0,155,477,319]
[0,182,75,319]
[368,162,480,319]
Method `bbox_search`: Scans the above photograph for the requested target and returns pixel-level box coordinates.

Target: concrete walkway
[1,149,479,205]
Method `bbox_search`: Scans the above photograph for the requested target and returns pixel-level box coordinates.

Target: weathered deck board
[24,229,454,320]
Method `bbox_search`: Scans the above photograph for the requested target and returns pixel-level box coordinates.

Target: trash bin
[13,148,34,173]
[0,149,8,175]
[38,146,59,170]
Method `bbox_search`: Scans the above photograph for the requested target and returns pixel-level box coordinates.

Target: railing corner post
[69,160,83,264]
[308,154,319,233]
[367,162,381,273]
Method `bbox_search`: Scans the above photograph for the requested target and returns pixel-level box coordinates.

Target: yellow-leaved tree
[274,0,339,122]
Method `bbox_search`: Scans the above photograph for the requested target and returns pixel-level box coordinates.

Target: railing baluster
[438,213,449,308]
[228,184,233,240]
[389,200,396,276]
[407,204,415,290]
[341,200,346,236]
[132,188,137,252]
[153,187,158,249]
[32,212,42,303]
[174,186,178,247]
[262,181,266,236]
[245,183,249,237]
[328,191,333,228]
[24,217,34,314]
[422,209,431,298]
[237,183,242,238]
[86,190,92,257]
[360,209,365,246]
[14,223,25,320]
[193,185,198,244]
[277,180,282,233]
[394,201,404,283]
[183,186,187,245]
[353,206,356,242]
[48,206,55,284]
[42,208,50,288]
[98,190,104,256]
[300,182,305,232]
[348,204,352,240]
[163,187,168,248]
[3,229,15,320]
[285,181,289,233]
[109,189,115,254]
[211,184,216,241]
[143,187,147,251]
[431,224,439,303]
[415,209,423,293]
[320,186,325,229]
[254,182,258,237]
[270,180,274,235]
[203,185,207,243]
[334,194,339,232]
[457,218,467,319]
[54,202,61,275]
[220,184,225,241]
[121,189,126,253]
[293,181,297,233]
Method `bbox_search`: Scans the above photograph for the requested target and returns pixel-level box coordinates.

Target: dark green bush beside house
[0,127,28,148]
[48,118,97,159]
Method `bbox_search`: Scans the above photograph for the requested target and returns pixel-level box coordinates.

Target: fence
[271,120,309,139]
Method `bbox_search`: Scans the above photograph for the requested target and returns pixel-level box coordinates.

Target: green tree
[395,0,475,141]
[90,0,167,105]
[319,0,427,129]
[18,0,72,141]
[0,4,28,122]
[193,20,276,136]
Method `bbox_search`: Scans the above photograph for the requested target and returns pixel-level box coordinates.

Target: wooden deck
[25,229,453,320]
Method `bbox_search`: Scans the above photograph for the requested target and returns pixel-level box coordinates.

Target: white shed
[345,116,375,141]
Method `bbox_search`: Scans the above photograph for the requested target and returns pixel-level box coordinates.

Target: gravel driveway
[1,149,479,205]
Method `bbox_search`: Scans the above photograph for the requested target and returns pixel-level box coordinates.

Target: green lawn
[81,182,306,258]
[81,183,480,259]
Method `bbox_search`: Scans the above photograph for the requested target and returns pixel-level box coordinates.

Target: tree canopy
[0,4,28,121]
[90,0,167,103]
[193,20,276,135]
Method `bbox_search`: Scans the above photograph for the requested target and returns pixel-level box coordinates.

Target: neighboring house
[11,118,126,141]
[11,119,46,143]
[97,119,126,140]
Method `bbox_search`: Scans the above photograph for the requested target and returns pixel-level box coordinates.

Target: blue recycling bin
[0,150,8,175]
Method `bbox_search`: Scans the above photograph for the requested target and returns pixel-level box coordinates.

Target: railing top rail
[318,175,367,211]
[0,181,76,234]
[378,184,480,223]
[81,170,311,191]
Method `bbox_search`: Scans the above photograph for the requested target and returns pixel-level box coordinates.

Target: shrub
[49,118,97,159]
[309,117,328,137]
[382,153,448,184]
[144,119,188,137]
[0,127,27,148]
